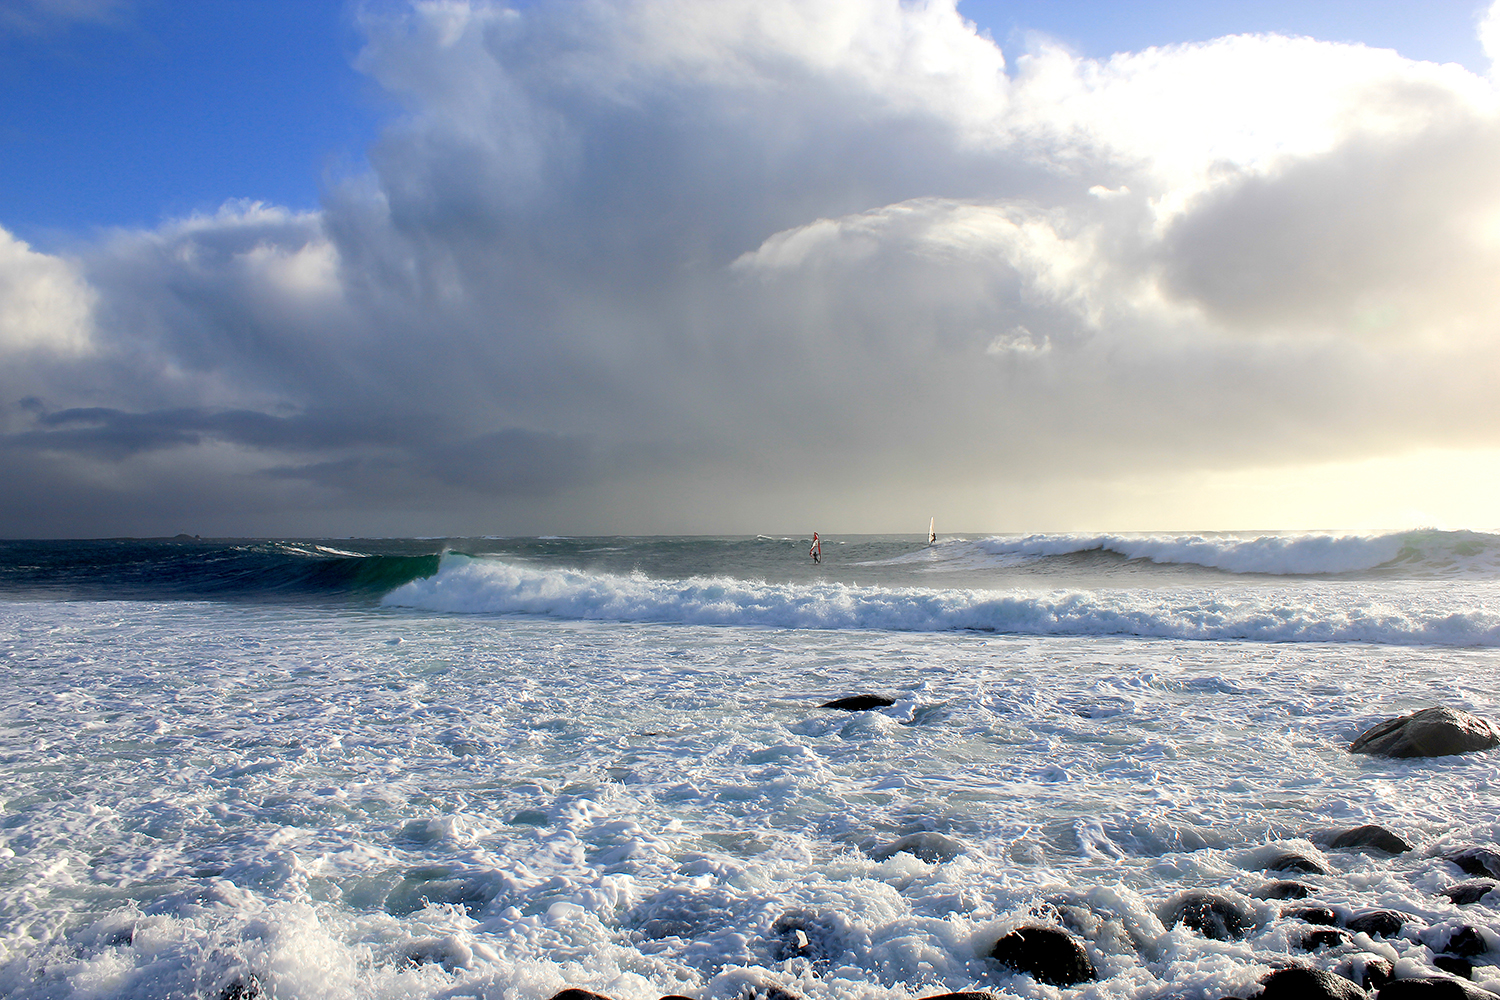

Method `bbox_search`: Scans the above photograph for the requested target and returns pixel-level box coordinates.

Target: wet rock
[1349,707,1500,759]
[1264,851,1332,875]
[870,832,965,863]
[1257,880,1313,900]
[1332,825,1414,854]
[1259,966,1367,1000]
[770,911,840,966]
[1336,955,1395,992]
[549,991,616,1000]
[916,994,996,1000]
[1375,977,1498,997]
[749,988,802,1000]
[1162,891,1254,941]
[660,995,698,1000]
[1348,910,1410,937]
[219,977,261,1000]
[821,695,894,711]
[989,926,1096,987]
[1302,928,1354,950]
[1445,926,1488,957]
[1432,956,1474,979]
[1441,881,1499,906]
[1286,906,1341,925]
[1447,850,1500,880]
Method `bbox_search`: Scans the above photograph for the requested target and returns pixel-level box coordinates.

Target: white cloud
[5,0,1500,533]
[0,228,95,356]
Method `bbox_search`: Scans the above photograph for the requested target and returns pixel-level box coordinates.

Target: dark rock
[1432,957,1474,979]
[989,926,1096,987]
[1259,966,1366,1000]
[870,832,965,863]
[660,995,698,1000]
[750,988,802,1000]
[1375,977,1498,998]
[219,978,261,1000]
[916,994,996,1000]
[1257,881,1313,900]
[1162,892,1254,941]
[821,695,895,711]
[1264,851,1332,875]
[1286,906,1341,925]
[1447,850,1500,880]
[1302,928,1354,950]
[549,992,616,1000]
[1332,825,1414,854]
[1336,955,1395,991]
[1348,910,1410,937]
[1441,881,1498,906]
[1350,707,1500,758]
[770,911,840,967]
[1446,926,1488,956]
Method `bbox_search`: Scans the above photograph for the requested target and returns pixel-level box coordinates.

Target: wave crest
[382,554,1500,646]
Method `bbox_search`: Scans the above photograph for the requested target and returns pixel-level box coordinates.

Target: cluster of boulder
[539,816,1499,1000]
[534,706,1500,1000]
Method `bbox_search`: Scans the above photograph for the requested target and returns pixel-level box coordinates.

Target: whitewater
[2,530,1499,999]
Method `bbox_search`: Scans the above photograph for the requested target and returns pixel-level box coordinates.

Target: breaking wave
[383,554,1500,646]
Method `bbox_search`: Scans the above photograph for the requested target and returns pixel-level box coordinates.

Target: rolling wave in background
[886,527,1500,578]
[0,538,441,602]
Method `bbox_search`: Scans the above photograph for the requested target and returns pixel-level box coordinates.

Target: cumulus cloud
[3,0,1500,535]
[0,229,95,356]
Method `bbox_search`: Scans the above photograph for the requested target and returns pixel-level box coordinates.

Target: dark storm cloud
[3,0,1500,534]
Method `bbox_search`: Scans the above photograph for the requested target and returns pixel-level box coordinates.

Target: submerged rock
[1264,851,1332,875]
[1336,954,1395,992]
[770,911,841,967]
[1440,881,1499,906]
[219,977,261,1000]
[1432,956,1475,979]
[1447,850,1500,880]
[1349,707,1500,758]
[1375,977,1498,997]
[1162,891,1254,941]
[1259,966,1367,1000]
[821,695,895,711]
[1302,928,1354,950]
[1286,906,1340,925]
[1347,910,1410,937]
[1445,926,1489,957]
[1331,824,1414,854]
[989,926,1096,987]
[870,832,965,863]
[1257,880,1313,900]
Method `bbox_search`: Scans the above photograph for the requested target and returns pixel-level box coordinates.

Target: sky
[2,0,1499,536]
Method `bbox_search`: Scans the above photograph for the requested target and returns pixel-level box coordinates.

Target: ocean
[1,530,1499,999]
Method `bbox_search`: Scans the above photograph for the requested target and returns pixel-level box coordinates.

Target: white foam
[6,591,1500,999]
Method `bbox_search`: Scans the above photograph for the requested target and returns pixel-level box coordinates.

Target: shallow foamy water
[2,598,1499,999]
